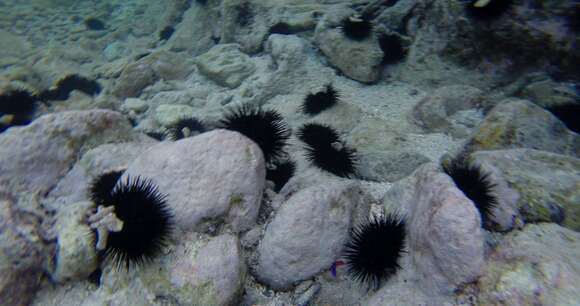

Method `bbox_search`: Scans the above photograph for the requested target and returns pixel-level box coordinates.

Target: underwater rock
[123,129,265,233]
[413,85,485,135]
[477,223,580,305]
[255,181,367,291]
[519,78,578,109]
[113,51,194,98]
[405,163,484,295]
[51,201,98,283]
[0,110,136,195]
[0,191,45,306]
[121,98,149,114]
[154,104,196,128]
[46,141,156,210]
[169,2,216,54]
[315,23,383,83]
[196,44,256,89]
[358,150,430,182]
[468,99,580,157]
[472,149,580,231]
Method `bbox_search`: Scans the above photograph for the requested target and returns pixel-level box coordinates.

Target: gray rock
[358,150,430,182]
[519,78,578,108]
[121,98,149,114]
[315,25,383,83]
[405,163,484,295]
[468,99,580,157]
[169,2,216,55]
[46,141,156,210]
[196,44,256,89]
[123,130,265,233]
[413,85,485,134]
[154,104,196,127]
[0,110,136,195]
[0,190,45,306]
[51,201,98,283]
[256,181,368,291]
[113,51,195,98]
[477,223,580,306]
[472,149,580,231]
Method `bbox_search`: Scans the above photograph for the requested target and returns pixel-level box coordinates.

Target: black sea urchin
[266,160,296,192]
[301,84,340,115]
[40,75,101,101]
[90,170,125,206]
[443,159,498,226]
[546,103,580,134]
[297,123,358,178]
[465,0,514,20]
[105,176,173,269]
[0,89,38,132]
[378,33,407,65]
[341,15,373,41]
[167,117,206,140]
[85,17,105,31]
[220,104,290,163]
[344,215,406,290]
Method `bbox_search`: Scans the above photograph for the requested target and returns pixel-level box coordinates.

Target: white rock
[154,104,196,127]
[255,181,367,291]
[123,129,265,233]
[196,44,256,89]
[0,110,136,195]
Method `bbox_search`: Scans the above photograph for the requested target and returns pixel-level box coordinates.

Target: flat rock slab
[123,129,265,233]
[196,44,256,89]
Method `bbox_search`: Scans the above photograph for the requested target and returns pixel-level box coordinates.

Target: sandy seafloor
[0,0,579,305]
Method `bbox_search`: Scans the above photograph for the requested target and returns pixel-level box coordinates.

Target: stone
[123,130,265,233]
[477,224,580,306]
[472,149,580,231]
[121,98,149,114]
[51,201,98,283]
[519,78,578,108]
[169,2,216,55]
[0,190,45,306]
[154,104,196,127]
[315,25,383,83]
[0,110,136,195]
[405,163,485,295]
[46,141,155,210]
[112,60,156,98]
[255,181,367,291]
[467,99,580,157]
[357,150,430,182]
[413,85,485,134]
[196,44,256,89]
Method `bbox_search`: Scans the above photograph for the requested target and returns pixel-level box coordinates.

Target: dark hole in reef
[383,0,400,8]
[546,102,580,134]
[88,268,102,286]
[236,2,253,27]
[159,26,175,41]
[85,17,105,31]
[378,33,407,64]
[341,16,373,41]
[269,22,298,35]
[196,0,207,4]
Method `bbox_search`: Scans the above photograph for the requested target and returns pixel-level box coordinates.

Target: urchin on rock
[122,129,265,233]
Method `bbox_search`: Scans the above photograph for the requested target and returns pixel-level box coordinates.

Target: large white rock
[0,110,136,195]
[255,181,367,291]
[407,164,485,295]
[123,129,265,233]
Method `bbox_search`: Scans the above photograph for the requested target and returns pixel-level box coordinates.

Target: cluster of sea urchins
[297,123,358,178]
[90,171,173,269]
[343,214,406,290]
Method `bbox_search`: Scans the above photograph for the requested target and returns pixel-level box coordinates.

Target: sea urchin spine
[343,214,406,290]
[301,84,340,115]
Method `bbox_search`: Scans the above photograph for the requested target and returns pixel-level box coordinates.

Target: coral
[343,214,406,290]
[443,158,498,227]
[103,176,173,269]
[341,15,373,41]
[301,84,340,115]
[219,104,290,163]
[297,123,358,178]
[266,159,295,192]
[167,117,206,140]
